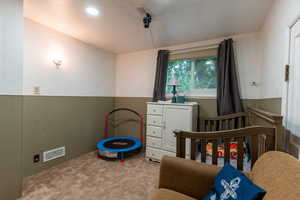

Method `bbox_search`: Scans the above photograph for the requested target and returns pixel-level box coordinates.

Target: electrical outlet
[33,86,40,95]
[33,154,40,163]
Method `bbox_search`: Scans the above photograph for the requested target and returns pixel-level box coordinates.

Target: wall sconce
[53,59,62,69]
[50,45,64,69]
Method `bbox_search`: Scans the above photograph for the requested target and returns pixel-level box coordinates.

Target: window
[166,49,217,97]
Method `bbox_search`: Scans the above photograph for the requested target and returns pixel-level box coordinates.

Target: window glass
[166,59,192,93]
[166,57,217,96]
[194,58,217,89]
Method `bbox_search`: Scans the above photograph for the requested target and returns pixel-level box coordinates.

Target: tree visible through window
[166,57,217,95]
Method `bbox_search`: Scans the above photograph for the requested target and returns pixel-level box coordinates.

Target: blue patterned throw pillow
[203,164,266,200]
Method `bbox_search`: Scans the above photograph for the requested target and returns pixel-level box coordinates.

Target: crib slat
[237,137,244,171]
[208,120,212,131]
[229,119,233,129]
[212,140,218,165]
[224,138,230,164]
[245,116,249,126]
[216,120,220,131]
[251,135,259,168]
[232,118,236,129]
[266,134,275,151]
[190,138,196,160]
[225,120,229,130]
[238,117,242,128]
[200,120,205,131]
[176,135,186,158]
[201,139,207,163]
[205,120,209,132]
[212,120,216,131]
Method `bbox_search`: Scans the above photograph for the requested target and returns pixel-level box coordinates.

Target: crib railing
[199,112,248,132]
[175,126,276,171]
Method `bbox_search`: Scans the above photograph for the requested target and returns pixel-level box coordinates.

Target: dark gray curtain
[217,39,244,116]
[153,50,169,102]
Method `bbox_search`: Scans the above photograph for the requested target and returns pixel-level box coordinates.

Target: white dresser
[146,102,198,161]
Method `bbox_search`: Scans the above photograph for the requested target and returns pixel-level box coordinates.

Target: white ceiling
[24,0,274,54]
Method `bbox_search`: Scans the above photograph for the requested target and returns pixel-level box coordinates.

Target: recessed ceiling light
[85,7,100,16]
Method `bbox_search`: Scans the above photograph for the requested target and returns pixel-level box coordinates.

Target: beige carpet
[20,152,160,200]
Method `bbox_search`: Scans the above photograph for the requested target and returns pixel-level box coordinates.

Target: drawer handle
[153,109,156,112]
[153,120,156,123]
[152,131,156,134]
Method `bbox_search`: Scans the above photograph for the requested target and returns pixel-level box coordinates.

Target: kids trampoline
[97,108,144,161]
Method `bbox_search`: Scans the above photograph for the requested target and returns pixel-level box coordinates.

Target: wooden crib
[175,107,283,170]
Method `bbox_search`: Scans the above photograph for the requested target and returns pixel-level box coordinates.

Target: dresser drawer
[163,150,176,158]
[147,137,162,148]
[146,126,162,138]
[147,104,163,115]
[146,147,176,161]
[147,115,163,126]
[146,147,161,160]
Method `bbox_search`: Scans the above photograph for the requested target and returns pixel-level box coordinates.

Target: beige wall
[23,19,116,96]
[0,0,23,95]
[116,33,262,99]
[259,0,300,99]
[259,0,300,158]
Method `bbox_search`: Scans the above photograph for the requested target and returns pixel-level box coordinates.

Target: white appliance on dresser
[146,102,198,161]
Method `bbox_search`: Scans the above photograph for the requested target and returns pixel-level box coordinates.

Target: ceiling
[24,0,274,54]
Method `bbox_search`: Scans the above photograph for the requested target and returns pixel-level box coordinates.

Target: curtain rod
[169,44,219,55]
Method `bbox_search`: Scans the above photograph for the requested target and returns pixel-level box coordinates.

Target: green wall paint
[22,96,114,177]
[114,97,281,117]
[114,97,150,139]
[113,97,282,138]
[0,96,23,200]
[287,132,300,159]
[189,97,282,116]
[255,98,282,114]
[0,95,282,189]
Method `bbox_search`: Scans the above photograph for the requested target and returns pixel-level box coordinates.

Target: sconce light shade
[168,77,180,86]
[50,46,64,69]
[53,59,62,69]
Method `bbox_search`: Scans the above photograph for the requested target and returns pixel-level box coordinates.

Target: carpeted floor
[20,152,160,200]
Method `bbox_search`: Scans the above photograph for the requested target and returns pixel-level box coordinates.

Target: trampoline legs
[120,152,125,163]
